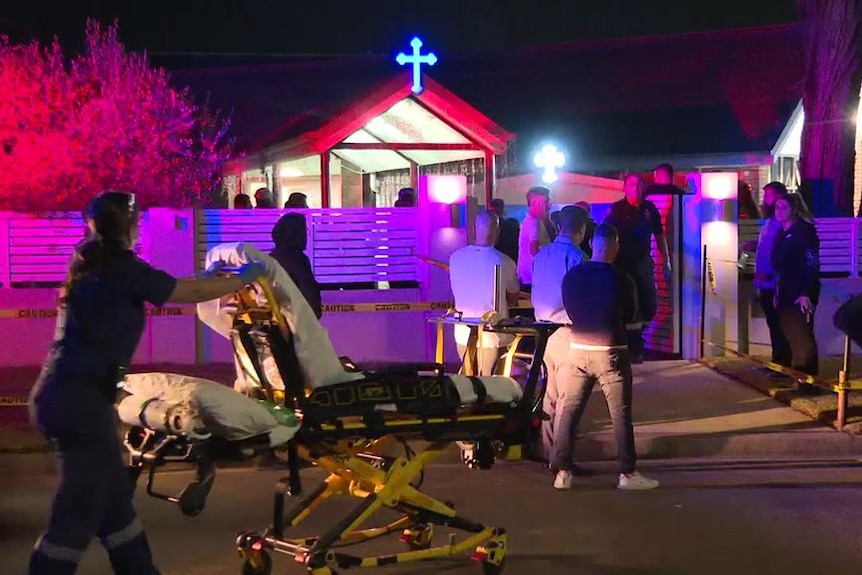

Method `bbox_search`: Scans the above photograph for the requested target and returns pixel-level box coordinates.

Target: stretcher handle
[218,264,289,334]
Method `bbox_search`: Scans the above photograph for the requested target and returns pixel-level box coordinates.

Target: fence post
[0,214,9,289]
[852,217,860,278]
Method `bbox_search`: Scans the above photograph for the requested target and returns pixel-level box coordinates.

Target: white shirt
[517,213,551,285]
[531,236,585,323]
[449,245,519,347]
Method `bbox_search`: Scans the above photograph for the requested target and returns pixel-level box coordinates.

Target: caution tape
[0,306,197,320]
[1,301,458,319]
[702,340,862,393]
[322,301,453,313]
[0,396,28,408]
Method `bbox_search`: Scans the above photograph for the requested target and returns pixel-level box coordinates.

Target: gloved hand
[196,261,225,279]
[238,261,267,285]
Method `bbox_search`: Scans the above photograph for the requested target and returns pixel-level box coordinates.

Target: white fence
[196,208,419,285]
[739,217,862,276]
[0,208,421,288]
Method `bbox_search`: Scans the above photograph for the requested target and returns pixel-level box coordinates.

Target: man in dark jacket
[270,213,322,318]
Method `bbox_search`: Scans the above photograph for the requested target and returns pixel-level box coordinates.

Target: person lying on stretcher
[118,243,525,455]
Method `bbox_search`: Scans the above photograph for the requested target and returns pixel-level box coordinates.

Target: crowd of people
[448,164,683,492]
[448,167,823,491]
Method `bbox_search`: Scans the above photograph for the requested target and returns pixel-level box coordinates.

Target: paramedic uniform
[28,243,177,575]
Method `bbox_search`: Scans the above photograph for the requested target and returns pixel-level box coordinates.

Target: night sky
[1,0,799,66]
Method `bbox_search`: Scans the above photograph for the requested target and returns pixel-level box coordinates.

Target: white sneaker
[617,472,659,490]
[553,470,573,490]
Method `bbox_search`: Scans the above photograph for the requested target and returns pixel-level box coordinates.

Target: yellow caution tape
[702,340,862,393]
[0,301,455,319]
[321,301,453,313]
[0,306,197,319]
[0,396,29,407]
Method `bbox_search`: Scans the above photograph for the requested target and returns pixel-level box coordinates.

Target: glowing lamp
[701,173,737,200]
[428,175,467,204]
[395,37,438,95]
[533,144,565,184]
[704,221,734,246]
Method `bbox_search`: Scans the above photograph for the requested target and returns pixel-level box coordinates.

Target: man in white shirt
[449,211,520,375]
[531,206,588,462]
[517,186,552,289]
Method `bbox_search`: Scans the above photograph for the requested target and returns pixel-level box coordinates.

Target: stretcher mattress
[118,372,523,445]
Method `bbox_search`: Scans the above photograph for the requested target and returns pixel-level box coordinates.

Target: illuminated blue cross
[396,37,438,94]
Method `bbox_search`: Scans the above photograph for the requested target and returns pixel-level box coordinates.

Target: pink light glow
[427,175,467,204]
[0,20,231,211]
[701,173,738,201]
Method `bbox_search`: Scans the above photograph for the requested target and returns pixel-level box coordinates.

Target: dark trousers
[622,259,657,358]
[28,384,160,575]
[777,306,819,376]
[549,347,636,475]
[758,289,792,366]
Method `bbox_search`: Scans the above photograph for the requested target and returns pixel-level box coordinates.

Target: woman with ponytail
[28,191,266,575]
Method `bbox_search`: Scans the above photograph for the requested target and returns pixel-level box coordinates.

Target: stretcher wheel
[400,523,434,550]
[241,550,272,575]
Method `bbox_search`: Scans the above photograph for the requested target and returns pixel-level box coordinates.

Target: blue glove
[196,261,225,279]
[238,261,267,285]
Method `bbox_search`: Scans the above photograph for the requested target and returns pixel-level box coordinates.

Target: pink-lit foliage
[0,20,232,211]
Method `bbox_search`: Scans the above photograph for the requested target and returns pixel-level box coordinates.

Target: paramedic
[28,191,266,575]
[603,173,669,363]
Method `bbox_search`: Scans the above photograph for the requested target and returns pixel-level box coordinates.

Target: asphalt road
[3,458,862,575]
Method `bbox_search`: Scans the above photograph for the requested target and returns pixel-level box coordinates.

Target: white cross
[396,37,438,95]
[534,144,565,184]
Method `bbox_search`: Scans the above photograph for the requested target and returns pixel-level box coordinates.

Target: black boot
[107,533,161,575]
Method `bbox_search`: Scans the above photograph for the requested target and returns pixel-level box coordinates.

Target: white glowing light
[534,144,565,184]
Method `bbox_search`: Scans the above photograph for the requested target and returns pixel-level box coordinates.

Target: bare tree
[797,0,862,215]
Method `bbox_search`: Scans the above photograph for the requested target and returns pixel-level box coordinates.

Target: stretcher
[122,243,560,575]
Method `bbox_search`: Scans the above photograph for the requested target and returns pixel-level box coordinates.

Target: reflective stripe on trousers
[101,517,144,550]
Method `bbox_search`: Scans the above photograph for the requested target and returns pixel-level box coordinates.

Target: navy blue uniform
[771,219,820,377]
[29,243,176,575]
[603,198,663,358]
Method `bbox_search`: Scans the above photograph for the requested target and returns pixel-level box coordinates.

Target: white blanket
[119,373,299,447]
[197,243,362,390]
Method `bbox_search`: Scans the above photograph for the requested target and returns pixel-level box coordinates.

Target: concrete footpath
[2,360,859,475]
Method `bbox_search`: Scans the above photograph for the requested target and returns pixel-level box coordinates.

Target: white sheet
[119,373,300,446]
[198,243,362,390]
[447,375,523,404]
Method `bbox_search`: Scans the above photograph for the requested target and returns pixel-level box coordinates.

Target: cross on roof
[396,37,438,95]
[534,144,565,184]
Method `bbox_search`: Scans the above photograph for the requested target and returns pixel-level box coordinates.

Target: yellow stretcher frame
[226,279,554,575]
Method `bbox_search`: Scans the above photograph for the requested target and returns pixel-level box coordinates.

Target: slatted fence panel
[644,194,675,354]
[739,218,856,274]
[7,214,85,286]
[196,208,420,285]
[815,218,854,273]
[738,219,762,246]
[1,212,146,287]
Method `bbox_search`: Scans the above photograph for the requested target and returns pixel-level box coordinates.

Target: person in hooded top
[270,212,322,319]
